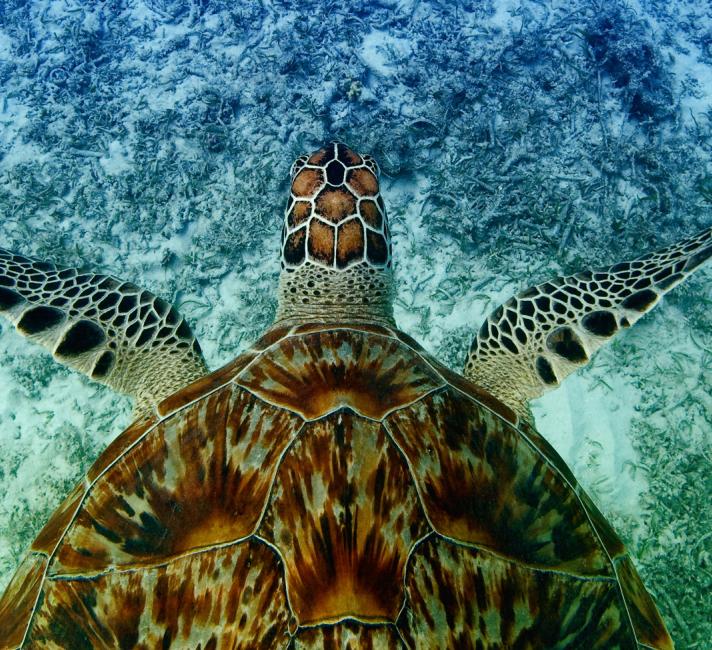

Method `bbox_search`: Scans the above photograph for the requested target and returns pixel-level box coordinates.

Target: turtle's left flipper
[0,249,209,416]
[464,227,711,421]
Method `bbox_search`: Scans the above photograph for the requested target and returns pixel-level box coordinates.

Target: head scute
[282,141,391,271]
[276,142,394,326]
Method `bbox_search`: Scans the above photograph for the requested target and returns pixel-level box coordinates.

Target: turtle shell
[0,323,671,649]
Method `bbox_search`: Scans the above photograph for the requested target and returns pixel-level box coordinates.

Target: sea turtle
[0,141,709,649]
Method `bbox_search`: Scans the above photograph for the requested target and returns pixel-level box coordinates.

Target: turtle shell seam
[18,473,96,646]
[46,419,308,582]
[250,534,301,639]
[381,415,616,583]
[22,408,306,644]
[47,534,254,582]
[233,377,445,425]
[230,324,398,384]
[431,534,621,584]
[608,557,645,649]
[395,530,436,648]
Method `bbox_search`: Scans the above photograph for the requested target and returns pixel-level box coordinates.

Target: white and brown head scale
[276,142,394,325]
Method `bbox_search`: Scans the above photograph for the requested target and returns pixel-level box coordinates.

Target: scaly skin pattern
[0,324,671,649]
[0,250,208,414]
[464,226,712,419]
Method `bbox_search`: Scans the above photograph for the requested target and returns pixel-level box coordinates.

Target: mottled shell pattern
[281,141,392,270]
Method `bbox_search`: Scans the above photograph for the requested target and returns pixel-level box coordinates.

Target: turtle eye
[290,155,308,179]
[362,155,380,177]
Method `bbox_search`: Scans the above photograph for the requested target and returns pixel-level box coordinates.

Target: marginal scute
[395,329,517,423]
[576,488,625,559]
[32,481,86,554]
[0,553,48,648]
[87,415,157,482]
[615,556,674,650]
[156,346,262,417]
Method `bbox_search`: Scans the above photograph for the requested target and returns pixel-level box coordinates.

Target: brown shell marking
[346,168,378,196]
[259,411,430,625]
[576,488,627,559]
[27,540,291,649]
[283,142,390,271]
[31,481,86,554]
[307,220,335,266]
[292,168,324,198]
[236,329,445,420]
[157,323,292,417]
[398,537,636,649]
[287,201,312,228]
[156,353,256,417]
[293,620,402,649]
[384,387,611,576]
[0,554,47,648]
[359,199,382,229]
[284,227,307,267]
[393,329,517,424]
[0,325,672,647]
[51,386,302,576]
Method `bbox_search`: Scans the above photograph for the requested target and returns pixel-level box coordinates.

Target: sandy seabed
[0,0,710,646]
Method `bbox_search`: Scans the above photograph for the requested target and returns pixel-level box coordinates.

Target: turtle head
[275,142,394,325]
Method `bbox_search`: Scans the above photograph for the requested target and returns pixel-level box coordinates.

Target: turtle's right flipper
[0,249,209,415]
[463,227,711,421]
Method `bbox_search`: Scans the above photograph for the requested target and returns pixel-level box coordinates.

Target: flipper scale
[0,248,208,415]
[464,227,711,419]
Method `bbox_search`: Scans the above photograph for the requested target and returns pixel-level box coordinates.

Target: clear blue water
[0,0,710,646]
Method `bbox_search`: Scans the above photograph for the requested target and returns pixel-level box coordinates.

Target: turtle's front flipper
[0,249,209,415]
[464,227,711,421]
